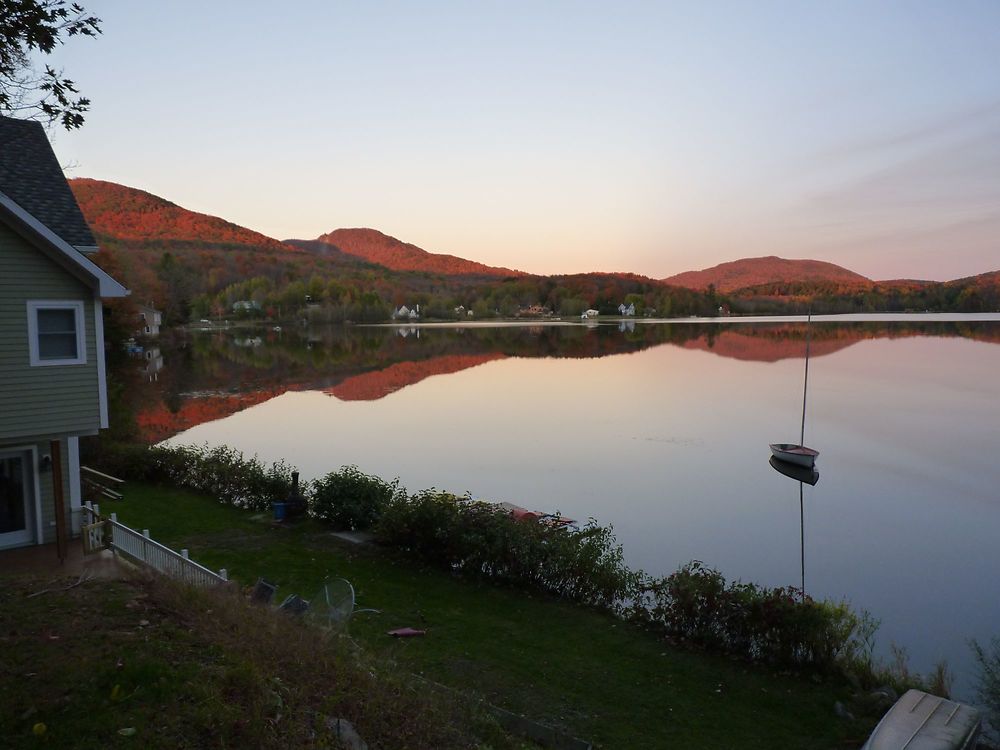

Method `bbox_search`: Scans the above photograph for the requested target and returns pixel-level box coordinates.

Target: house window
[26,301,86,366]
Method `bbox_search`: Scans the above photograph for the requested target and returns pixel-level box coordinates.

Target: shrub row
[91,442,296,512]
[94,442,871,672]
[92,442,403,529]
[376,490,641,613]
[630,561,864,670]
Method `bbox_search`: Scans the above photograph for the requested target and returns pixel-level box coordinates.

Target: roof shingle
[0,116,97,248]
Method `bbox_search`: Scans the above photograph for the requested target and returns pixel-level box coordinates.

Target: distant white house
[138,304,162,336]
[583,309,600,318]
[393,304,421,320]
[617,302,636,316]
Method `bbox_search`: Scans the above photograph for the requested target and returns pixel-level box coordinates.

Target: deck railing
[81,465,125,501]
[81,502,227,586]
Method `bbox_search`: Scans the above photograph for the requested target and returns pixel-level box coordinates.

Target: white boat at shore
[861,689,980,750]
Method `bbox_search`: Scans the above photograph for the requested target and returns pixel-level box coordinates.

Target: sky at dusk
[45,1,1000,281]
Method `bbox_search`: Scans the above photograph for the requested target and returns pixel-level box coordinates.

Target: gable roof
[0,116,97,250]
[0,189,127,297]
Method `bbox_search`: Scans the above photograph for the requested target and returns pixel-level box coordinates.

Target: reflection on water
[769,456,819,486]
[138,318,1000,441]
[769,456,819,603]
[144,317,1000,695]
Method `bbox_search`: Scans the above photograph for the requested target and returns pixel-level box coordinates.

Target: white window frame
[26,300,87,366]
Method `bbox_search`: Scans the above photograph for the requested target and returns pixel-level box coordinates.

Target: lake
[141,314,1000,696]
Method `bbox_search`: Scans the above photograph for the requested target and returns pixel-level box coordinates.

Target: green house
[0,116,128,552]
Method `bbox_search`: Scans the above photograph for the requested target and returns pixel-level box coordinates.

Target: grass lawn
[107,482,877,749]
[0,574,526,749]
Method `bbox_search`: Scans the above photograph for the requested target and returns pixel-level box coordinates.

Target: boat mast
[800,481,806,601]
[800,313,811,447]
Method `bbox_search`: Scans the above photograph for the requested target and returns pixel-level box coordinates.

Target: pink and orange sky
[47,1,1000,281]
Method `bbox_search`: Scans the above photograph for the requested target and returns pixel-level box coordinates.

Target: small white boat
[861,689,980,750]
[771,313,819,468]
[769,443,819,468]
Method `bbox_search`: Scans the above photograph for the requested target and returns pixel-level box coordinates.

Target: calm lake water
[146,315,1000,696]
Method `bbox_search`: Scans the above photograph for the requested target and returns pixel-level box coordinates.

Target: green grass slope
[98,482,877,748]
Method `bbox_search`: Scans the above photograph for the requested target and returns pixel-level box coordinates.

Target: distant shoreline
[365,311,1000,328]
[181,311,1000,333]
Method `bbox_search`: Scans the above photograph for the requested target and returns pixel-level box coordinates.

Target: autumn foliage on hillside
[70,178,295,252]
[313,228,522,278]
[67,178,998,327]
[663,256,871,293]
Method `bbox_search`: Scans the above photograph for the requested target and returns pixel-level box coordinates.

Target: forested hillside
[70,179,1000,327]
[663,255,870,292]
[307,227,522,277]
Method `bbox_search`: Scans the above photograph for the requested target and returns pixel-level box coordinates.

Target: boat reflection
[768,455,819,601]
[769,455,819,486]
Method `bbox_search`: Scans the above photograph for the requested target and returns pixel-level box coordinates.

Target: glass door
[0,451,34,549]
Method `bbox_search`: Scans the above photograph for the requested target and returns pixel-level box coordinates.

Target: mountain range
[71,178,293,254]
[662,256,873,292]
[68,178,998,308]
[296,229,522,278]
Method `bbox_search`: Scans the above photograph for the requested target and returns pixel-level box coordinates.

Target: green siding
[0,222,102,440]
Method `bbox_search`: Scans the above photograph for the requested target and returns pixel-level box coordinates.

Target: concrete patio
[0,541,128,579]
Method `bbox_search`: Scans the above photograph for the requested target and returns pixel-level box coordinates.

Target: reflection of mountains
[138,388,289,444]
[135,321,999,442]
[685,322,1000,362]
[682,329,852,362]
[139,354,507,441]
[325,353,507,400]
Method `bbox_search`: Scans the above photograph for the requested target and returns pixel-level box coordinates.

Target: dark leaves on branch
[0,0,102,128]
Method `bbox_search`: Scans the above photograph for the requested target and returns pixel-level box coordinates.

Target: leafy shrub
[376,490,641,612]
[310,465,403,530]
[972,636,1000,726]
[93,442,296,512]
[632,561,866,670]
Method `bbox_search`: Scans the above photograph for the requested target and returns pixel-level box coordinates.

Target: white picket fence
[82,502,227,586]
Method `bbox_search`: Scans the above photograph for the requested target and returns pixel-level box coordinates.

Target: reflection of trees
[163,321,1000,395]
[129,320,1000,442]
